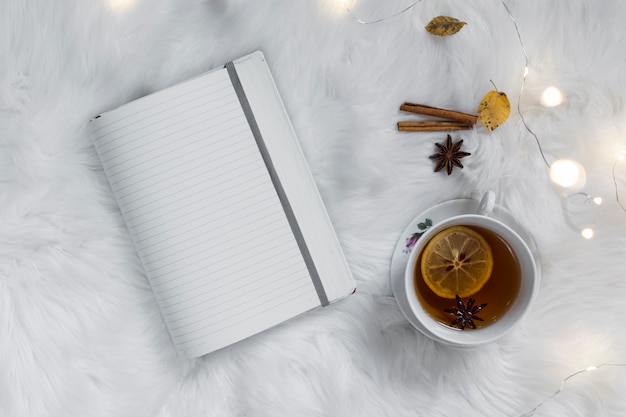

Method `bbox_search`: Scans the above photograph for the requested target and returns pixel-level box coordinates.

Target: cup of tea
[395,192,539,347]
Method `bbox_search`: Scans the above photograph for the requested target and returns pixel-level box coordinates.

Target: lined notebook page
[90,67,320,356]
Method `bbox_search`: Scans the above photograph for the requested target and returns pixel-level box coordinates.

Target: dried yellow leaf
[477,85,510,131]
[425,16,467,36]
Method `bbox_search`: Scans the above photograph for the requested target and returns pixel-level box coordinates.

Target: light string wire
[345,0,626,219]
[501,2,606,231]
[343,0,549,167]
[343,1,626,414]
[345,0,423,25]
[519,363,626,417]
[613,160,626,212]
[492,10,626,413]
[499,2,550,168]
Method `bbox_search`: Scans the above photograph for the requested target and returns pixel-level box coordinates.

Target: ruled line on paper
[129,172,276,237]
[109,124,251,190]
[92,77,232,141]
[137,204,286,260]
[171,281,313,344]
[102,112,244,175]
[115,145,263,206]
[169,274,311,332]
[112,135,263,198]
[113,146,258,200]
[125,179,272,233]
[117,157,265,214]
[167,278,311,333]
[174,284,314,350]
[98,92,239,160]
[122,175,273,241]
[100,99,243,166]
[157,238,302,297]
[104,116,248,178]
[133,191,276,245]
[157,254,304,308]
[147,232,299,290]
[150,231,301,294]
[103,106,247,173]
[91,76,228,136]
[111,140,262,201]
[113,148,263,213]
[142,210,288,274]
[121,168,268,227]
[135,192,278,251]
[161,255,306,319]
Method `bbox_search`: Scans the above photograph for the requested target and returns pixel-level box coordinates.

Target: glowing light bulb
[581,228,594,239]
[593,197,603,206]
[550,159,586,189]
[617,153,626,162]
[523,66,529,77]
[586,365,598,371]
[540,87,564,107]
[109,0,139,13]
[328,0,356,18]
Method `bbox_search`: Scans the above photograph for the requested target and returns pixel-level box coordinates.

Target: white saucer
[389,198,541,320]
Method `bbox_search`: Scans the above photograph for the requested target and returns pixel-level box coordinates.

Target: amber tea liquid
[414,225,521,329]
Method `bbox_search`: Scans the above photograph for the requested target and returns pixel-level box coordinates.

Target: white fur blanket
[3,1,626,416]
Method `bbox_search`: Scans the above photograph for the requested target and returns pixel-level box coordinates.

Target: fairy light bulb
[581,228,594,239]
[331,0,349,15]
[550,159,587,189]
[109,0,139,13]
[593,197,603,205]
[540,87,564,107]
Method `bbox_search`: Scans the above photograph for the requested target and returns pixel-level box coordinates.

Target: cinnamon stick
[400,103,478,126]
[397,120,474,132]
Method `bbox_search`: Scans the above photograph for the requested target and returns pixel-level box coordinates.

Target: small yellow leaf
[477,85,510,131]
[425,16,467,36]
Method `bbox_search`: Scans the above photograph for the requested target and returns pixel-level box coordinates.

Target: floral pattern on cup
[403,218,433,253]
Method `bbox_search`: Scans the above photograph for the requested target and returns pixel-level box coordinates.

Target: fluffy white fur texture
[2,0,626,416]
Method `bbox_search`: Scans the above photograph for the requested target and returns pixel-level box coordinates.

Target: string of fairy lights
[518,363,626,417]
[106,0,626,413]
[344,0,626,241]
[340,1,626,416]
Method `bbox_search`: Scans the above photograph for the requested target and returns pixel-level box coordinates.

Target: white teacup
[395,192,539,347]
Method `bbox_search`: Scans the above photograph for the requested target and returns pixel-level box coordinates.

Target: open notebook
[89,51,355,358]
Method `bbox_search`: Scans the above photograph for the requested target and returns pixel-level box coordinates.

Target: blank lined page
[89,67,319,356]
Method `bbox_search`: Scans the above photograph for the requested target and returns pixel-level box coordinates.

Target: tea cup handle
[477,190,496,216]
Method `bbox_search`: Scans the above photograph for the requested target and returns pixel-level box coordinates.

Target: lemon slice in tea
[421,225,494,299]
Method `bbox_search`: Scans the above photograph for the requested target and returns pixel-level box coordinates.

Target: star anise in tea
[444,295,487,330]
[429,134,470,175]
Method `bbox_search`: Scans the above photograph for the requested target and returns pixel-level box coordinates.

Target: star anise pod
[443,295,487,330]
[429,134,470,175]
